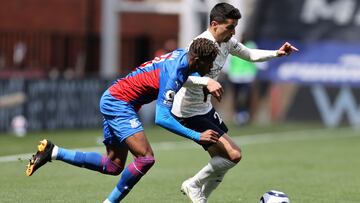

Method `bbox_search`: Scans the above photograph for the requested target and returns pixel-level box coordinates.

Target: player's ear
[210,21,218,27]
[193,56,200,67]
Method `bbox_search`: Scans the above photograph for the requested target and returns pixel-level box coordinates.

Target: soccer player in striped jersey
[172,3,298,203]
[25,38,219,203]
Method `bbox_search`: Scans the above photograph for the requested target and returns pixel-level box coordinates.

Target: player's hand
[206,79,224,102]
[277,42,299,57]
[199,129,219,145]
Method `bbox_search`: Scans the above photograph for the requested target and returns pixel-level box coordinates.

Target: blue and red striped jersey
[108,49,189,111]
[106,49,201,142]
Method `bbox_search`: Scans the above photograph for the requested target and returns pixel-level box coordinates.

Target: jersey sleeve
[155,64,201,142]
[228,38,278,62]
[182,72,210,87]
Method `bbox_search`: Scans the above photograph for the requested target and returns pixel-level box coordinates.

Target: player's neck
[208,28,221,45]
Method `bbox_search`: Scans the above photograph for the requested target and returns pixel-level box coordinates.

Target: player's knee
[229,149,242,163]
[102,157,124,176]
[134,156,155,174]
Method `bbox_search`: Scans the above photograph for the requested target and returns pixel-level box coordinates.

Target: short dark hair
[189,38,218,61]
[210,3,241,24]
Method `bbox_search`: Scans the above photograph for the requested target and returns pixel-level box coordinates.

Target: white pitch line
[0,128,358,163]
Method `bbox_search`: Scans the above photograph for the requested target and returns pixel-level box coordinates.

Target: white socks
[103,198,112,203]
[201,171,225,198]
[191,156,236,198]
[51,145,59,160]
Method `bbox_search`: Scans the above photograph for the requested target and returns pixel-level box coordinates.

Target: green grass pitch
[0,124,359,202]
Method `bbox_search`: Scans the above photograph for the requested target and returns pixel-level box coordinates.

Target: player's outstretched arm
[276,42,299,57]
[155,104,219,145]
[155,104,200,141]
[231,40,297,62]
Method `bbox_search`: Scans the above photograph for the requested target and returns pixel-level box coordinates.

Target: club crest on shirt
[163,90,175,106]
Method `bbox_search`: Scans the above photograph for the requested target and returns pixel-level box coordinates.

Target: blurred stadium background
[1,0,360,202]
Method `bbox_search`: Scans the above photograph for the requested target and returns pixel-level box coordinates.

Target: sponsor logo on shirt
[163,90,175,106]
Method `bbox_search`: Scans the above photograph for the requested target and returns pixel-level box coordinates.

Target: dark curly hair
[189,38,218,61]
[210,3,241,24]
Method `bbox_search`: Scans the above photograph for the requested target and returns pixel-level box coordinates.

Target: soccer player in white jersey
[171,3,298,203]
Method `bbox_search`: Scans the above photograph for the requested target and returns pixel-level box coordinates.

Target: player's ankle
[51,145,58,160]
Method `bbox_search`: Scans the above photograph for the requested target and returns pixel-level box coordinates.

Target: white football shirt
[171,30,278,118]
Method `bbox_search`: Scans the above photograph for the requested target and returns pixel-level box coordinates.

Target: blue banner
[257,41,360,87]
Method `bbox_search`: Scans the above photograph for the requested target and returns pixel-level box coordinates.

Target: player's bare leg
[26,139,127,177]
[207,134,241,162]
[187,134,241,199]
[104,131,155,203]
[104,143,129,174]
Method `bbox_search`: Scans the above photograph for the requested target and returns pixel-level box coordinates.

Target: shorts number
[213,111,223,124]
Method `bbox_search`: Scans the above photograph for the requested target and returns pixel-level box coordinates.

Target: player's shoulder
[168,49,187,63]
[227,37,239,46]
[186,30,217,50]
[160,49,186,65]
[162,49,188,74]
[172,48,186,55]
[226,37,245,51]
[195,30,216,42]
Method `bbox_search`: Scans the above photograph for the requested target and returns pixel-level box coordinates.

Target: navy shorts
[174,108,228,150]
